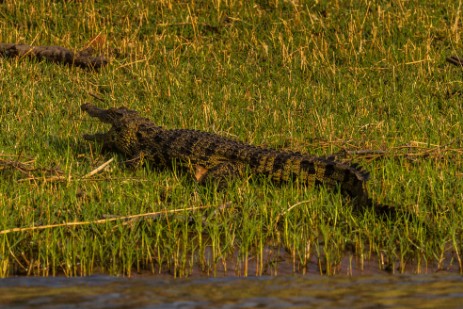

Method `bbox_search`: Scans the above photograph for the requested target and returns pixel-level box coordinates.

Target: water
[1,274,463,308]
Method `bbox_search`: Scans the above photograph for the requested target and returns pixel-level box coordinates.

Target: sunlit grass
[1,0,463,277]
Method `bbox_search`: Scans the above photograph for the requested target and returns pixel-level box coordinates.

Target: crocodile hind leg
[194,162,243,189]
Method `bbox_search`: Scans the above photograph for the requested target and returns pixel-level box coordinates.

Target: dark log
[446,55,463,67]
[0,43,108,69]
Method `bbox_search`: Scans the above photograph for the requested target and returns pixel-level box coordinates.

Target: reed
[1,0,462,277]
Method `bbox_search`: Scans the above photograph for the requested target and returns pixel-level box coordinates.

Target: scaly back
[82,103,372,207]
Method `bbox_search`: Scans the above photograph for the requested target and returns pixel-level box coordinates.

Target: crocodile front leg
[83,132,116,152]
[83,132,109,143]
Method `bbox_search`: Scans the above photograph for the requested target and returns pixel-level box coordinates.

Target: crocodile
[81,103,394,215]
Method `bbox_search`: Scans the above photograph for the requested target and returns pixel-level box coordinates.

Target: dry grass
[1,0,463,277]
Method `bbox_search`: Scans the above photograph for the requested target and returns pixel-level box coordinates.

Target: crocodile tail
[249,150,369,198]
[309,158,370,200]
[347,162,370,181]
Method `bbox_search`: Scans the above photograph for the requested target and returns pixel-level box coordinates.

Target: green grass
[1,0,463,277]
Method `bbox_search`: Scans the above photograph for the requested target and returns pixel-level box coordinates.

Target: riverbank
[1,0,463,278]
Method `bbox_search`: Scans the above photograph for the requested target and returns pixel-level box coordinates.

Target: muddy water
[1,274,463,308]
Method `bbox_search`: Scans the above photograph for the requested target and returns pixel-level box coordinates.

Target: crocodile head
[81,103,139,125]
[81,104,145,157]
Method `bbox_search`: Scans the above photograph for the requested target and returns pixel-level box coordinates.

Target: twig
[0,205,212,235]
[452,0,462,43]
[0,158,35,175]
[88,92,106,103]
[281,200,312,215]
[447,56,463,67]
[82,158,114,179]
[0,156,63,178]
[17,158,114,182]
[329,140,463,163]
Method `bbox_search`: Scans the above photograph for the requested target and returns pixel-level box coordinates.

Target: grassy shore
[1,0,463,277]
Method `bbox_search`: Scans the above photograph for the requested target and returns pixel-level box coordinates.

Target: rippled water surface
[1,274,463,308]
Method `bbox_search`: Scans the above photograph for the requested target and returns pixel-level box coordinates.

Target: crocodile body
[82,104,383,212]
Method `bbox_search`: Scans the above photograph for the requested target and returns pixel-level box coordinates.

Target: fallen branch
[0,43,108,69]
[0,154,112,183]
[17,158,114,182]
[323,140,463,164]
[446,56,463,67]
[82,158,114,179]
[0,158,36,175]
[0,155,63,178]
[0,205,212,235]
